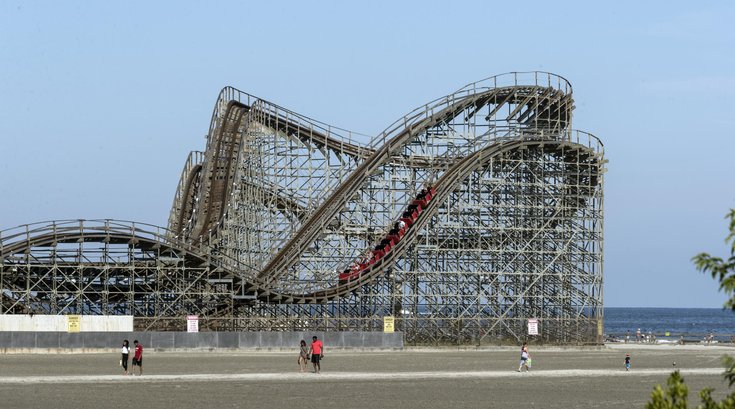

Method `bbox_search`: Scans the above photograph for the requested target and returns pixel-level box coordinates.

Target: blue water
[605,307,735,338]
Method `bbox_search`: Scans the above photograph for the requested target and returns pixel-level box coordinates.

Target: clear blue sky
[1,1,733,308]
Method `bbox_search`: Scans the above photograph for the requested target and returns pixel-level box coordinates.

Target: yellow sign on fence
[67,315,81,333]
[383,316,395,333]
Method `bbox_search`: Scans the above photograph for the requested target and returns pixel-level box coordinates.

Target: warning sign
[67,315,81,333]
[187,315,199,333]
[383,316,395,333]
[527,318,539,335]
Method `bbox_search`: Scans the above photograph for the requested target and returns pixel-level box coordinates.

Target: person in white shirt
[121,339,130,375]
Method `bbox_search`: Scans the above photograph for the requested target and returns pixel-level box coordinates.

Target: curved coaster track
[1,72,605,343]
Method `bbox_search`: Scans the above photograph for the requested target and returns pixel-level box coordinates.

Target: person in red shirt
[308,336,324,373]
[132,339,143,376]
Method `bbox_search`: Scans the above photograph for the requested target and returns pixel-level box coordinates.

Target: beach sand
[0,344,733,408]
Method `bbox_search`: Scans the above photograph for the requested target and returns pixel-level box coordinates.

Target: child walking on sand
[518,342,531,372]
[625,353,631,371]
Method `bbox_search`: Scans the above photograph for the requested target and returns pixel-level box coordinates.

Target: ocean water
[605,307,735,339]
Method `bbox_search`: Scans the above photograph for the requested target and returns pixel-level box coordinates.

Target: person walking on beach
[309,335,324,373]
[624,353,631,371]
[298,340,310,372]
[120,339,130,375]
[636,328,642,343]
[131,339,143,376]
[518,342,531,372]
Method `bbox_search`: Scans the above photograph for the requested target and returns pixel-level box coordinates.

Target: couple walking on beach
[298,336,325,373]
[120,339,143,376]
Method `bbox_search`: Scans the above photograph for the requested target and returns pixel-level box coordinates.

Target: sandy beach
[1,344,733,408]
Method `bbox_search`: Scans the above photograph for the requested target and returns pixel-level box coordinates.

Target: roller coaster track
[0,141,596,310]
[0,221,207,264]
[232,132,599,304]
[254,83,572,288]
[0,220,222,315]
[1,72,605,343]
[169,98,378,242]
[171,74,573,246]
[170,150,308,239]
[168,94,452,244]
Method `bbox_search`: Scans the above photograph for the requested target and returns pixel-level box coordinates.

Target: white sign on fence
[187,315,199,333]
[527,318,539,335]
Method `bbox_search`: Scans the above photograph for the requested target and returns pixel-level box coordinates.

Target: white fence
[0,315,133,332]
